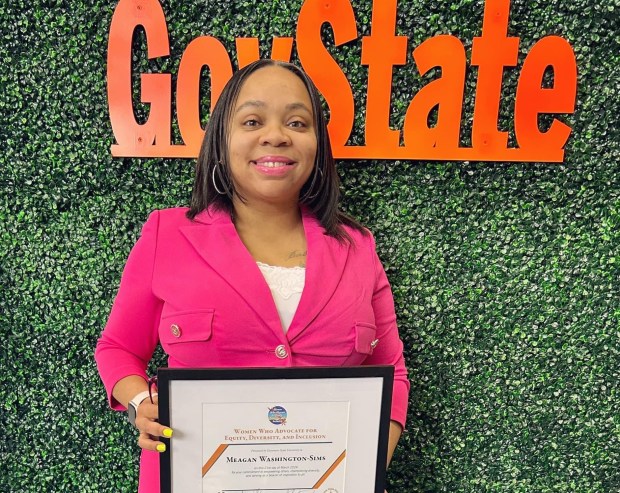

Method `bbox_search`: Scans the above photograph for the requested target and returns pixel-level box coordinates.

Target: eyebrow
[234,100,312,115]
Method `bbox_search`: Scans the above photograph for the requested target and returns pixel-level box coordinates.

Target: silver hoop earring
[212,164,226,195]
[300,166,324,202]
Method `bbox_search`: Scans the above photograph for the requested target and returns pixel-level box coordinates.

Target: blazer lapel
[287,211,351,341]
[180,211,283,335]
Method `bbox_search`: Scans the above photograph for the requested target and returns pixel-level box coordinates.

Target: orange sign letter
[176,36,233,153]
[403,35,466,153]
[361,0,408,152]
[514,36,577,161]
[471,0,519,154]
[297,0,357,149]
[108,0,171,155]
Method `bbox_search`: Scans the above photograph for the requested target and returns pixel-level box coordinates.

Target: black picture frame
[158,365,394,493]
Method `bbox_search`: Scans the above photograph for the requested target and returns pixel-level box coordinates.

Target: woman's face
[226,65,317,208]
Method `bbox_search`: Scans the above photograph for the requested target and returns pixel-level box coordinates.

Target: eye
[242,118,261,127]
[288,120,307,128]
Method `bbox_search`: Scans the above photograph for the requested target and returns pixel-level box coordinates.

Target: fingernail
[156,444,166,453]
[163,428,173,438]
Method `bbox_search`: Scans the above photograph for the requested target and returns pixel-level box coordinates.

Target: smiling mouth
[252,161,294,167]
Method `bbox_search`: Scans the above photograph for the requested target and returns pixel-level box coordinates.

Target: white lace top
[257,261,305,333]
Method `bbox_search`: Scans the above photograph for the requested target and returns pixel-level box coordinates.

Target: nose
[259,122,291,147]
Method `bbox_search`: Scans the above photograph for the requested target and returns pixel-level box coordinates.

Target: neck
[231,199,308,267]
[232,199,303,234]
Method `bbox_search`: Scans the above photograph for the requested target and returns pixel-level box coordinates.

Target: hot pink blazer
[95,207,409,493]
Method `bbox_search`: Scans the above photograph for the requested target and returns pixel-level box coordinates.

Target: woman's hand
[134,395,173,452]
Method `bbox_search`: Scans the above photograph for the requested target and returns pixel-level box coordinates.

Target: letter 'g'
[108,0,171,153]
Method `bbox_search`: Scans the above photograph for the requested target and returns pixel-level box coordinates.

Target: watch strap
[129,390,152,409]
[127,390,156,427]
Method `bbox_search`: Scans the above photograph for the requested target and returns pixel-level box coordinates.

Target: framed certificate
[157,366,394,493]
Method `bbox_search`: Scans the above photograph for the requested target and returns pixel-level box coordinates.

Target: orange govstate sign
[107,0,578,162]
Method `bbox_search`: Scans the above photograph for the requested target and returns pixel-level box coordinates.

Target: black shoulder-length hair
[187,59,366,242]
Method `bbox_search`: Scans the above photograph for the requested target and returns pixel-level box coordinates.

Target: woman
[95,59,409,492]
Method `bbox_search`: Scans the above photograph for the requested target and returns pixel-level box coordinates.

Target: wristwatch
[127,390,155,427]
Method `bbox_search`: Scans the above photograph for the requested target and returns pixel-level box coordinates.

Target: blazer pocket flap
[159,309,214,344]
[355,322,378,355]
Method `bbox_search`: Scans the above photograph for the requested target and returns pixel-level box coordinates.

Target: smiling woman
[189,60,346,235]
[95,59,410,493]
[226,66,316,209]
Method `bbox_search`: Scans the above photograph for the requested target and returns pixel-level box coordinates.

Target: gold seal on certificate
[157,367,393,493]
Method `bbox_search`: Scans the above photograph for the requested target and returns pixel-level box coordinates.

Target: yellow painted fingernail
[163,428,173,438]
[156,444,166,453]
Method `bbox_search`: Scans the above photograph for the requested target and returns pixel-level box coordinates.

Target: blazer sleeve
[94,211,163,410]
[363,233,410,429]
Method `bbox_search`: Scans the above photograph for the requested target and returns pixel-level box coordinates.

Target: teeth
[257,161,288,167]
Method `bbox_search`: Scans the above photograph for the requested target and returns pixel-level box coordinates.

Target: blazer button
[275,345,288,359]
[170,324,181,338]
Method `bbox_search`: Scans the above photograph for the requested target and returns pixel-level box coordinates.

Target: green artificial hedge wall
[2,0,619,491]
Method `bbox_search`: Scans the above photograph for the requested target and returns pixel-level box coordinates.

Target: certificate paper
[158,366,393,493]
[201,401,349,492]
